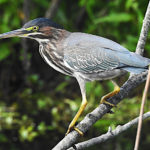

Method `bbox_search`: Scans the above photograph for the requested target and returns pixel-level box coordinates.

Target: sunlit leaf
[0,0,7,4]
[95,13,133,24]
[0,46,11,61]
[55,82,68,92]
[0,133,8,142]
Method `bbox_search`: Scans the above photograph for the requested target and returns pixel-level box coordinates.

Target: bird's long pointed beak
[0,28,28,39]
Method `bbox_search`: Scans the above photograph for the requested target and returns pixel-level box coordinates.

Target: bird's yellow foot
[66,126,83,136]
[100,85,120,107]
[65,98,87,136]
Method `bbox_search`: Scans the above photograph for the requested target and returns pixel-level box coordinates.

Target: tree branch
[52,72,148,150]
[67,112,150,150]
[136,1,150,55]
[45,0,62,19]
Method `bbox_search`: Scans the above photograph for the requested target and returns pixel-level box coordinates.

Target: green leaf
[55,82,68,92]
[0,46,11,61]
[28,74,39,83]
[37,99,47,109]
[125,0,133,10]
[0,133,8,142]
[95,13,133,24]
[37,122,46,133]
[0,0,7,4]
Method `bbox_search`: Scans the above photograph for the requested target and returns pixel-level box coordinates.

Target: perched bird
[0,18,150,135]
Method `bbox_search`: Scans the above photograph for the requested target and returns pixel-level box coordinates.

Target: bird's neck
[49,28,69,43]
[38,28,73,76]
[40,28,70,50]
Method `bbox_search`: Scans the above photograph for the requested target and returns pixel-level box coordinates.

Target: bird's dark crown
[23,18,63,29]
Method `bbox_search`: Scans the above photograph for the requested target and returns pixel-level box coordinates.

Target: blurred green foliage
[0,0,150,150]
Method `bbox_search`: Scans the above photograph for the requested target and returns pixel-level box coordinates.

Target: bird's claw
[65,127,71,136]
[100,98,116,107]
[74,127,84,136]
[100,85,120,107]
[66,126,84,136]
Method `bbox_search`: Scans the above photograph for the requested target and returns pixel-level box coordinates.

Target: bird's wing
[63,33,129,73]
[64,47,121,73]
[63,33,150,74]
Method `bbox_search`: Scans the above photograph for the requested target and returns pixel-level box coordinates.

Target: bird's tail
[122,52,150,74]
[122,67,148,74]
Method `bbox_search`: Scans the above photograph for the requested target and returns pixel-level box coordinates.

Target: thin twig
[68,112,150,150]
[133,1,150,150]
[134,66,150,150]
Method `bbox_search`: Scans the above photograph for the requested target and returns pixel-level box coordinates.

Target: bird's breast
[39,42,73,76]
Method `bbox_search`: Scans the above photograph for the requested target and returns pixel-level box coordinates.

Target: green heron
[0,18,150,135]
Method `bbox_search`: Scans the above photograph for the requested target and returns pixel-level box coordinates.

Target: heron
[0,18,150,135]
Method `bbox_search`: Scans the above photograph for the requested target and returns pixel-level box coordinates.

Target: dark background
[0,0,150,150]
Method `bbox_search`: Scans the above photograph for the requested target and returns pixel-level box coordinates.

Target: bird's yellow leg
[100,80,120,107]
[66,98,87,136]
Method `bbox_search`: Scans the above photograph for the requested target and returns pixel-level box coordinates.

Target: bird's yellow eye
[26,26,39,32]
[32,26,39,31]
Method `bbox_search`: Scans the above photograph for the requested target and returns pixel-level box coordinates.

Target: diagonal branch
[68,112,150,150]
[45,0,62,19]
[52,72,148,150]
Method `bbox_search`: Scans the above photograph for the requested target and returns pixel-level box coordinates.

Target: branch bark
[45,0,62,19]
[68,112,150,150]
[136,1,150,55]
[52,1,150,150]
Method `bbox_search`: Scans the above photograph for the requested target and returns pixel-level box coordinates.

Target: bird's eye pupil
[33,26,38,31]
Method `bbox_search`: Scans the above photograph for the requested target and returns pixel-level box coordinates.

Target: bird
[0,18,150,135]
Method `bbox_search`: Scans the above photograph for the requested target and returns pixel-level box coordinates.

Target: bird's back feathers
[63,32,150,74]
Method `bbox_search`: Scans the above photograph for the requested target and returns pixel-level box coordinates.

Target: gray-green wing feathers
[63,33,150,74]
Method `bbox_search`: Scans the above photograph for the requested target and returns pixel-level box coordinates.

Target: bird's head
[0,18,63,42]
